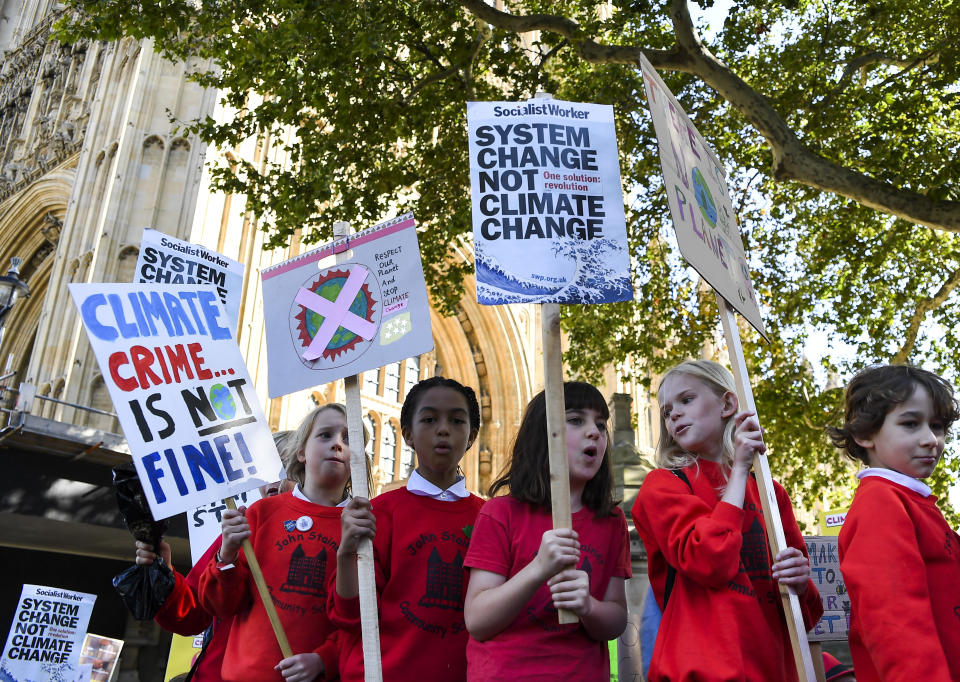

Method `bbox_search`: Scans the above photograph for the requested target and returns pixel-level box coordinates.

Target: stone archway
[0,169,70,397]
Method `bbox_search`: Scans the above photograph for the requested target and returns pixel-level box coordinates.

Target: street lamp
[0,257,30,329]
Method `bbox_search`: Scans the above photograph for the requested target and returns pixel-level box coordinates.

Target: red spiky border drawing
[293,269,378,361]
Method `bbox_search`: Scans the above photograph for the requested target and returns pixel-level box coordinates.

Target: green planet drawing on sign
[692,167,718,228]
[210,383,236,420]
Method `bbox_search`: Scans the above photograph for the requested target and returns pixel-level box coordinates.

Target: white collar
[293,484,351,507]
[407,469,469,501]
[857,468,932,497]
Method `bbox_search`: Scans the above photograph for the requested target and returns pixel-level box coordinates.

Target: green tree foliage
[57,0,960,522]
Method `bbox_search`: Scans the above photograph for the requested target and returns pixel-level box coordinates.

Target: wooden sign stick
[530,90,577,626]
[223,496,293,658]
[541,302,577,625]
[716,293,815,682]
[333,221,384,682]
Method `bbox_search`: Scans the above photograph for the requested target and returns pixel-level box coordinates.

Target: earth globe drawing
[209,383,236,420]
[295,269,377,361]
[691,167,718,228]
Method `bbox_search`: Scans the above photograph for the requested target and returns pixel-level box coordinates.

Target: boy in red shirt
[829,364,960,681]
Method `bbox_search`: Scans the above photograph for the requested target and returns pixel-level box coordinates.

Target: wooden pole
[716,293,815,682]
[530,90,577,625]
[334,221,384,682]
[541,302,577,625]
[223,496,293,659]
[810,642,827,682]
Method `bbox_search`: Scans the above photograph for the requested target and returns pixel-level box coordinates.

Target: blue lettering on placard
[79,289,230,342]
[140,432,259,506]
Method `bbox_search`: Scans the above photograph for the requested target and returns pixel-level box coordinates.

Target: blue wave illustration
[475,237,632,305]
[475,254,562,297]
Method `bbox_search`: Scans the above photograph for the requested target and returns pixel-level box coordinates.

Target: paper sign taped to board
[69,283,282,520]
[187,488,261,566]
[467,99,632,305]
[136,229,245,335]
[638,54,767,337]
[260,213,434,398]
[803,536,850,641]
[1,584,96,682]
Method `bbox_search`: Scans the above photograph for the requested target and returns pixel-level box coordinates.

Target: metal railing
[0,381,117,418]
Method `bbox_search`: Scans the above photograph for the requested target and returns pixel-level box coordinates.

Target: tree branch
[819,49,937,107]
[399,66,460,105]
[891,267,960,363]
[459,0,692,70]
[530,38,569,92]
[460,0,960,232]
[462,18,493,101]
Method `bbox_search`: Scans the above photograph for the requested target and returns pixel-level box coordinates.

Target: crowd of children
[132,362,960,681]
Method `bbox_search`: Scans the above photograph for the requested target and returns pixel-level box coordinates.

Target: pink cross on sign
[295,265,378,361]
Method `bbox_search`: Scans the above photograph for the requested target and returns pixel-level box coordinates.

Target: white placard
[135,229,245,335]
[467,98,632,305]
[69,283,282,520]
[1,584,96,682]
[638,54,767,337]
[187,488,261,566]
[260,213,434,398]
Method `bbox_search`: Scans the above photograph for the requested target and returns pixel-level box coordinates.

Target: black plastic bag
[111,465,175,620]
[112,561,176,620]
[112,464,168,546]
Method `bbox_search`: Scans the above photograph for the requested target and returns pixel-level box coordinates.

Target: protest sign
[640,55,811,678]
[163,633,203,681]
[260,213,433,399]
[188,488,261,565]
[818,509,847,537]
[135,229,244,335]
[1,584,96,682]
[77,634,122,682]
[638,55,766,338]
[804,536,850,641]
[69,283,282,520]
[467,99,632,305]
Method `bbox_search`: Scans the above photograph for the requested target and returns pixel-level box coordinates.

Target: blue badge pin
[283,519,296,532]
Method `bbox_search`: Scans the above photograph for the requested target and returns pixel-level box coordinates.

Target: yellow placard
[818,508,848,536]
[164,633,204,681]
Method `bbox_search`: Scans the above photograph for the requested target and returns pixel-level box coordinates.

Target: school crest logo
[739,517,770,580]
[418,547,465,611]
[280,544,327,598]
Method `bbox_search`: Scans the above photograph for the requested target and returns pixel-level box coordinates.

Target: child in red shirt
[135,432,297,681]
[463,381,632,681]
[632,360,821,681]
[199,405,357,682]
[332,377,484,681]
[828,364,960,681]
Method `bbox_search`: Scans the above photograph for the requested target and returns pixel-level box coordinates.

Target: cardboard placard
[69,283,282,520]
[136,229,244,334]
[1,584,96,682]
[467,99,632,305]
[638,54,766,338]
[804,536,850,642]
[260,213,433,398]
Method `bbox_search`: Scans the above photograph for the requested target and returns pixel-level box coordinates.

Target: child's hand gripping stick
[223,496,293,659]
